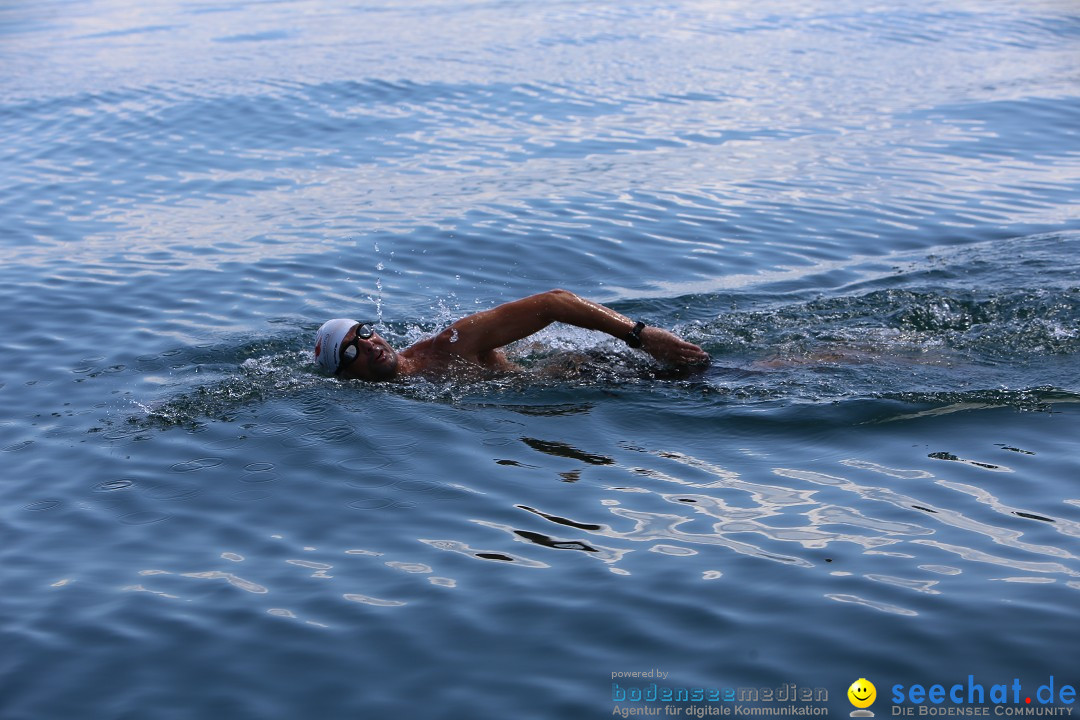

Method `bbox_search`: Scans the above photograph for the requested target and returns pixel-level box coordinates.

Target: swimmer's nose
[357,336,383,357]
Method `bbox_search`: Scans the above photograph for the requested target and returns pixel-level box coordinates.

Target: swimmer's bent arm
[441,289,709,366]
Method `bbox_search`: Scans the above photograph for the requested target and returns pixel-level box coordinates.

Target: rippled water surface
[2,1,1079,718]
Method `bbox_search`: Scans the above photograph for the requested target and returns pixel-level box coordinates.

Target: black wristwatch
[625,321,646,349]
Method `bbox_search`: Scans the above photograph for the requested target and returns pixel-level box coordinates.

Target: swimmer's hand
[640,327,710,366]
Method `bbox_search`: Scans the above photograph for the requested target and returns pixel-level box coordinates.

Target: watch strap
[625,321,646,349]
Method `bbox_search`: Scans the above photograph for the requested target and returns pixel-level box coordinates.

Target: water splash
[370,241,385,322]
[106,233,1079,427]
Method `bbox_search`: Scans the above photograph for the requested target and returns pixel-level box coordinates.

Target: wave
[126,233,1078,427]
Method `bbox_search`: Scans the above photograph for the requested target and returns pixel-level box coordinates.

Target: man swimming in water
[314,288,709,381]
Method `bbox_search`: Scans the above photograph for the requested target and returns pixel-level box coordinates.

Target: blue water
[2,1,1079,718]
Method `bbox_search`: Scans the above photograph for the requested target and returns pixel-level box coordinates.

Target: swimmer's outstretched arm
[441,289,710,366]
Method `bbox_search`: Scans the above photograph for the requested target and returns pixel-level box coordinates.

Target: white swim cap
[314,318,359,374]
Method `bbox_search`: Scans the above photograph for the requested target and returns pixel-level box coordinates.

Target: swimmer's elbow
[544,288,582,308]
[540,288,580,319]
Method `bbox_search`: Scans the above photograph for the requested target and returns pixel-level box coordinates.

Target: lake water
[2,1,1079,718]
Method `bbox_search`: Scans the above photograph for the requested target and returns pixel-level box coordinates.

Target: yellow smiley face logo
[848,679,876,709]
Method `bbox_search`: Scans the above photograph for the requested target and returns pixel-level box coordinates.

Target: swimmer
[314,288,709,381]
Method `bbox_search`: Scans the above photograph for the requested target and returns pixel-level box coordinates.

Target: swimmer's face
[848,679,876,709]
[337,325,399,381]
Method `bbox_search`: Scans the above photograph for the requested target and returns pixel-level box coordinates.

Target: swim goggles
[336,322,375,373]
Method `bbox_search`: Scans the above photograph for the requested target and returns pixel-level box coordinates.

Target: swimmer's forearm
[545,290,709,364]
[541,289,636,339]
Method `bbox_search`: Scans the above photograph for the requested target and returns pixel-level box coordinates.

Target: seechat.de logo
[849,678,877,717]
